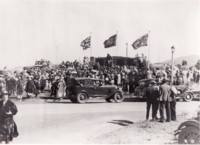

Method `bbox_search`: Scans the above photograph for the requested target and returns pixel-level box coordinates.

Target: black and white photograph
[0,0,199,144]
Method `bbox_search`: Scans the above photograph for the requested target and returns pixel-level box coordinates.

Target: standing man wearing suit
[170,84,178,121]
[159,79,171,122]
[145,80,160,121]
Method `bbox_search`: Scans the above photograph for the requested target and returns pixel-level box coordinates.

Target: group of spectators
[0,56,199,144]
[145,78,178,123]
[0,56,199,101]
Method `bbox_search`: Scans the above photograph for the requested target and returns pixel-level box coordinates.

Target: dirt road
[11,97,199,144]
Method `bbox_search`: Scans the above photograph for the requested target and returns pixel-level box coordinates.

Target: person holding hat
[0,90,18,143]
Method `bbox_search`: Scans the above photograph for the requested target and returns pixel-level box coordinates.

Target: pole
[147,31,150,69]
[116,31,118,56]
[171,46,175,85]
[126,43,128,57]
[90,32,92,58]
[56,46,58,64]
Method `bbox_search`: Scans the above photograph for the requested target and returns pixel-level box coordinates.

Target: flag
[81,36,91,50]
[132,34,148,49]
[104,34,117,48]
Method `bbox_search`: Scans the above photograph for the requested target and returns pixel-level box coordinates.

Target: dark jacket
[145,85,159,103]
[0,100,18,120]
[0,99,18,142]
[25,80,36,93]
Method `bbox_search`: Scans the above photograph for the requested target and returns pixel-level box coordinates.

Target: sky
[0,0,199,68]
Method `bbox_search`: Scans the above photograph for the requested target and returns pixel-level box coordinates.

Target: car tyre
[178,126,200,144]
[113,92,124,103]
[184,93,194,102]
[76,92,88,103]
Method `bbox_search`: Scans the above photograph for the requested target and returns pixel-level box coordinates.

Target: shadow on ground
[108,120,134,126]
[123,98,146,102]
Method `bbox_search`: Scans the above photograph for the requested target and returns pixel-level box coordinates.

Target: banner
[104,34,117,48]
[81,36,91,50]
[132,34,148,49]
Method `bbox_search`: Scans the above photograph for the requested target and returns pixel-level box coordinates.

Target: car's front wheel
[178,126,200,144]
[76,93,88,103]
[184,93,194,102]
[113,92,124,103]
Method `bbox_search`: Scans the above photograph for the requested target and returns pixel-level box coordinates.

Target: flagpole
[81,40,83,62]
[56,46,58,64]
[116,31,118,56]
[126,42,128,57]
[148,31,150,69]
[52,18,58,64]
[126,42,128,66]
[90,32,92,58]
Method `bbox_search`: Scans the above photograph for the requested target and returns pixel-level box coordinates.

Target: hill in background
[162,55,200,67]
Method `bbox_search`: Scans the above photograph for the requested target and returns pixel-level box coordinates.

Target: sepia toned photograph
[0,0,199,144]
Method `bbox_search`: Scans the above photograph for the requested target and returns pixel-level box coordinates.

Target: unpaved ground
[88,104,199,144]
[7,92,200,144]
[88,84,200,144]
[88,113,190,144]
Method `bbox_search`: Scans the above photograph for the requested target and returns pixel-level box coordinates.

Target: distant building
[92,56,147,67]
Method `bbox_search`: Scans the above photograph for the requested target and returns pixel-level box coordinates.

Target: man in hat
[170,83,178,121]
[64,72,72,98]
[159,78,171,122]
[145,80,159,121]
[0,90,18,143]
[151,80,160,121]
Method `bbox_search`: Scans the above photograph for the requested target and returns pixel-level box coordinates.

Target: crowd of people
[0,56,199,143]
[0,56,199,101]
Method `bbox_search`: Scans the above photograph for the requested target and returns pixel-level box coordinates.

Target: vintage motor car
[176,87,200,102]
[67,77,124,103]
[134,78,156,99]
[174,111,200,144]
[134,78,188,100]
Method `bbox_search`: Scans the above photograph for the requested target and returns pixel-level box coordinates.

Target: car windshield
[77,80,84,86]
[85,80,95,87]
[69,78,82,87]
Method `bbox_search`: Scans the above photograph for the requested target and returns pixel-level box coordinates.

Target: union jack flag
[81,36,91,50]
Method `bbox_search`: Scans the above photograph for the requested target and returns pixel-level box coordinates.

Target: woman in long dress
[16,78,23,101]
[25,76,37,97]
[0,91,18,143]
[56,77,66,98]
